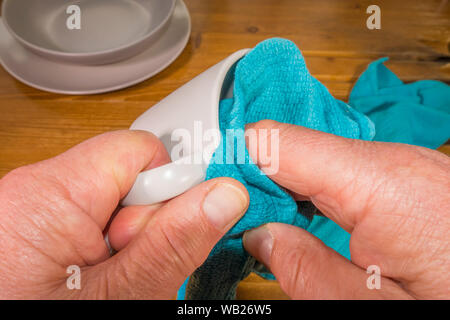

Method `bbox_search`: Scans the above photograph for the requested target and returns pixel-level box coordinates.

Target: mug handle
[121,159,206,206]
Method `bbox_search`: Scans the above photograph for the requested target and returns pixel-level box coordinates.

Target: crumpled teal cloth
[307,57,450,259]
[179,38,450,300]
[350,57,450,149]
[184,38,374,299]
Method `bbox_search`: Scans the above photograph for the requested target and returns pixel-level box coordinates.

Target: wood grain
[0,0,448,299]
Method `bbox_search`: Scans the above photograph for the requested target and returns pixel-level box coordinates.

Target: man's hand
[0,130,249,299]
[243,120,449,299]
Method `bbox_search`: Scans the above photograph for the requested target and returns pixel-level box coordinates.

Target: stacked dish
[0,0,191,94]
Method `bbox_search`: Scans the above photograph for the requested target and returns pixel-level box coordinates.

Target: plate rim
[0,0,191,95]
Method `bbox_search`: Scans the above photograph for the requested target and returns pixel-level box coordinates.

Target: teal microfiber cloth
[349,57,450,149]
[183,38,375,299]
[179,38,450,300]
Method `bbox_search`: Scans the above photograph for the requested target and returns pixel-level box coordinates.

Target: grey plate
[0,0,190,95]
[2,0,176,65]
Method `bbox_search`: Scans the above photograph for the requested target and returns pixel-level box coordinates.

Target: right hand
[243,120,450,299]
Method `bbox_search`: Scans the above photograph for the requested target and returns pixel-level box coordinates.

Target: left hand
[0,130,249,299]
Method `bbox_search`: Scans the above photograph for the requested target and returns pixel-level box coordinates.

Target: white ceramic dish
[122,48,250,206]
[2,0,176,65]
[0,0,190,95]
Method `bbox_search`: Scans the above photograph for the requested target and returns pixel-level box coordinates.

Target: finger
[87,177,249,299]
[0,130,171,267]
[243,223,412,299]
[26,130,170,229]
[245,120,450,298]
[107,203,163,251]
[245,120,450,232]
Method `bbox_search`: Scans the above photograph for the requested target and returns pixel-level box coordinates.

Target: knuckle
[1,165,32,188]
[110,251,162,298]
[0,165,41,208]
[140,216,209,282]
[159,221,204,273]
[279,246,317,298]
[273,234,324,299]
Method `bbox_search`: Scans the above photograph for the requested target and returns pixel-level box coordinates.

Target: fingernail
[203,183,248,231]
[243,225,274,268]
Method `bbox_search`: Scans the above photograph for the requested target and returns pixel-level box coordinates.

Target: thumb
[85,177,249,299]
[243,223,412,300]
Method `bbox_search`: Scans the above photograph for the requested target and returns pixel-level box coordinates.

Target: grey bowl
[2,0,176,65]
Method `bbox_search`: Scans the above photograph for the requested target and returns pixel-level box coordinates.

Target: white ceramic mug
[121,49,250,206]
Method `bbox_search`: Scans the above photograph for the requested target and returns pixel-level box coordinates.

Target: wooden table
[0,0,448,299]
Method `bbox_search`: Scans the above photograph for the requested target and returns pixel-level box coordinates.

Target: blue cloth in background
[349,57,450,149]
[179,38,450,300]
